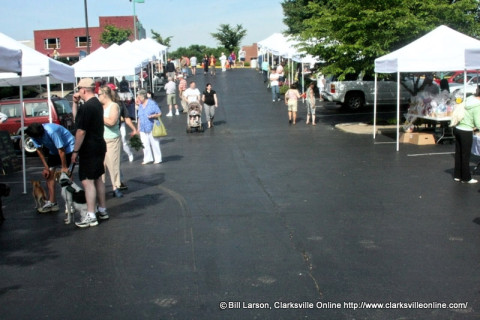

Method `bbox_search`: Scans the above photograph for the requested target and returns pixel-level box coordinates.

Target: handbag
[152,116,167,137]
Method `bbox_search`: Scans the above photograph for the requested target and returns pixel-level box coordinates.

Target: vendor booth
[373,25,480,150]
[0,32,75,193]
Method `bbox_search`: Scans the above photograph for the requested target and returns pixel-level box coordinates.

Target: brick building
[34,16,146,59]
[241,43,258,63]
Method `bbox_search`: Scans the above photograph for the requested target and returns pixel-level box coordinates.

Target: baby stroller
[186,101,204,133]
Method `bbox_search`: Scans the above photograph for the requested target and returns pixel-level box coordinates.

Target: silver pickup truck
[321,74,412,111]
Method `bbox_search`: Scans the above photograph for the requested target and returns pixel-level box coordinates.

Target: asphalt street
[1,68,480,320]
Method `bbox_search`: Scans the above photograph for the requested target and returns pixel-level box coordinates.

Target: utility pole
[84,0,90,54]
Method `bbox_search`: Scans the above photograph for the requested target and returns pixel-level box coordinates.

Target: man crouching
[25,122,75,213]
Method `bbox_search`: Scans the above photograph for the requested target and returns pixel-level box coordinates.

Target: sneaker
[166,112,173,117]
[38,201,59,213]
[128,154,134,162]
[273,100,276,102]
[118,182,128,190]
[153,161,162,164]
[75,212,98,228]
[113,189,124,198]
[454,178,460,182]
[463,179,478,184]
[97,210,109,220]
[175,110,180,116]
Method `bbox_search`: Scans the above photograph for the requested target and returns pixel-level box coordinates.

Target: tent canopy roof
[0,46,21,73]
[258,33,321,63]
[375,25,480,73]
[0,32,75,86]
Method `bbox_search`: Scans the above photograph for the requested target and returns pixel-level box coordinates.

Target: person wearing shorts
[165,77,179,116]
[72,77,108,228]
[25,122,75,213]
[306,82,317,125]
[285,83,301,125]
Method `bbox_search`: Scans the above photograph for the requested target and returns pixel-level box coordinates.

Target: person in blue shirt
[25,122,75,213]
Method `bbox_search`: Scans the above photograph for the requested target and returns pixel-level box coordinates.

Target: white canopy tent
[373,25,480,151]
[132,39,168,92]
[0,46,21,73]
[0,33,75,193]
[258,33,321,91]
[135,38,168,62]
[73,44,145,78]
[0,32,75,87]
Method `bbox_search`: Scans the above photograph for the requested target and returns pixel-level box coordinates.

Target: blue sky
[1,0,286,50]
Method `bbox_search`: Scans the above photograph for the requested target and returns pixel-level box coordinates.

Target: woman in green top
[98,85,124,197]
[453,86,480,183]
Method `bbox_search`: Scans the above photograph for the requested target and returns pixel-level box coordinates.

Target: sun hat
[75,78,95,89]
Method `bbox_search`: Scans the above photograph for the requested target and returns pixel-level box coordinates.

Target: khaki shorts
[167,93,176,105]
[287,100,298,112]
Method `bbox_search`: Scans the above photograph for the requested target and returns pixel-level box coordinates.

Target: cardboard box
[399,132,436,145]
[399,132,414,144]
[412,133,435,145]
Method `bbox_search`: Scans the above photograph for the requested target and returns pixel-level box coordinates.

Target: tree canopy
[169,45,224,60]
[282,0,480,79]
[100,25,132,46]
[211,24,247,53]
[151,29,173,47]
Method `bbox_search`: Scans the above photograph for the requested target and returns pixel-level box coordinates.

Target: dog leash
[68,162,76,177]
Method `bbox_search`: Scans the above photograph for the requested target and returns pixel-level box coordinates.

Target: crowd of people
[25,49,327,229]
[26,59,223,229]
[263,58,324,126]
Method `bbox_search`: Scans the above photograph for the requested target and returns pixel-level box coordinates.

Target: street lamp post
[130,0,145,40]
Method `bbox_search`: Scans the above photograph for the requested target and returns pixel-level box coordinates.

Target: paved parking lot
[1,69,480,319]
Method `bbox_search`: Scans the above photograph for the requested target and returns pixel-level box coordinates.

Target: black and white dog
[0,183,11,223]
[54,164,87,224]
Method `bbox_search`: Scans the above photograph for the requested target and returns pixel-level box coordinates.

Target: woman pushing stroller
[183,81,203,132]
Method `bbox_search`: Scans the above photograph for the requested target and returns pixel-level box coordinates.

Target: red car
[0,96,74,153]
[434,70,479,84]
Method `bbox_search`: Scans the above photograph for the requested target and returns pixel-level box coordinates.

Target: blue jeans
[271,85,279,101]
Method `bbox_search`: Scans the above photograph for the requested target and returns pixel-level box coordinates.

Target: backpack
[449,102,466,127]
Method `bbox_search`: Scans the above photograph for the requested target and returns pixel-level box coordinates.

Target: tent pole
[133,71,137,122]
[47,76,52,123]
[20,77,26,194]
[302,63,304,94]
[373,73,377,139]
[150,61,154,93]
[396,71,400,151]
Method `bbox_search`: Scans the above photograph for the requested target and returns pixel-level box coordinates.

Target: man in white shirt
[183,81,201,103]
[165,77,179,116]
[220,53,227,72]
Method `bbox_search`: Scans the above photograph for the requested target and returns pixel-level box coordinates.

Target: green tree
[169,45,224,62]
[100,25,132,46]
[281,0,316,34]
[282,0,480,79]
[211,24,247,53]
[151,29,173,47]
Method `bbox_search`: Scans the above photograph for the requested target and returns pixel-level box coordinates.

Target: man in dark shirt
[72,77,107,228]
[166,58,176,80]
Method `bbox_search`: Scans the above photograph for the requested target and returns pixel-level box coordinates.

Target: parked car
[0,96,74,153]
[321,73,412,111]
[448,73,480,97]
[434,70,479,84]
